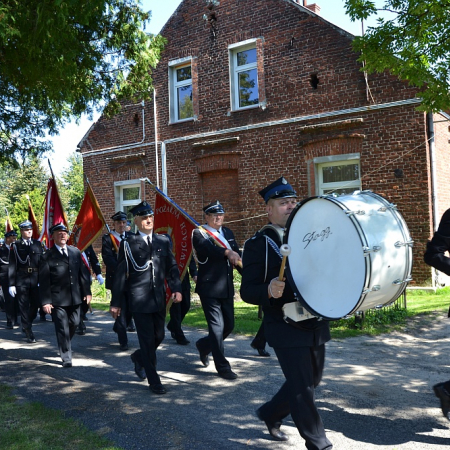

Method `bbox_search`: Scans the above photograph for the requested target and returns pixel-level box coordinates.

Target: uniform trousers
[132,307,165,386]
[16,286,39,331]
[258,344,332,450]
[4,287,19,324]
[196,295,234,373]
[167,284,191,340]
[51,305,81,363]
[112,294,131,346]
[251,322,266,349]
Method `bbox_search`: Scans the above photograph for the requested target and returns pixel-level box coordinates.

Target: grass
[90,278,450,340]
[0,385,119,450]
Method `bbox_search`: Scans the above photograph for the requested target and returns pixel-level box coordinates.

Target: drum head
[285,197,367,320]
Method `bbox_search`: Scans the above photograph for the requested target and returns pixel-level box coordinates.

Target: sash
[202,225,232,250]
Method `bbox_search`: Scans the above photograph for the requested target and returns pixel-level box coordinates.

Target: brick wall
[81,0,445,286]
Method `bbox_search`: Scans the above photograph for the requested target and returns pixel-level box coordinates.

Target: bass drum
[284,191,413,320]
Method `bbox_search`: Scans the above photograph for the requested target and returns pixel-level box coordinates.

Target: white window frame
[229,39,259,111]
[114,180,141,226]
[314,154,361,195]
[168,57,193,123]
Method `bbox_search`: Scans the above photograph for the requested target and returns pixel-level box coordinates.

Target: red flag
[153,190,197,283]
[39,178,68,248]
[26,196,40,239]
[68,184,105,252]
[4,208,13,233]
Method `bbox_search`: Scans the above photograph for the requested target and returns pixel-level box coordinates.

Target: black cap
[203,200,225,215]
[259,177,297,203]
[49,223,69,234]
[129,201,154,217]
[19,220,33,230]
[5,230,17,238]
[111,211,127,221]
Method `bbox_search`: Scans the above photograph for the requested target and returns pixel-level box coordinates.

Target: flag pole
[85,176,118,253]
[141,177,242,268]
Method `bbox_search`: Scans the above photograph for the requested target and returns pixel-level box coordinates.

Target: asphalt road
[0,309,449,449]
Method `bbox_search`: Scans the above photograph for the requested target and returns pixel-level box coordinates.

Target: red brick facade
[79,0,449,286]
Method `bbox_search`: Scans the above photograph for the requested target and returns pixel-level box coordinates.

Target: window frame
[114,180,141,230]
[229,39,260,112]
[314,154,361,195]
[168,57,194,124]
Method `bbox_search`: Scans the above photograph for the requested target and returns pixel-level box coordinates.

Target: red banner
[27,197,40,239]
[39,178,68,248]
[68,184,105,252]
[5,218,13,233]
[153,191,197,282]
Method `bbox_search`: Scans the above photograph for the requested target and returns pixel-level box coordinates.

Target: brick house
[78,0,450,287]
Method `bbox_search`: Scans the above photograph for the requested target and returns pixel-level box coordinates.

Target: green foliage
[0,156,49,231]
[344,0,450,112]
[58,153,85,226]
[0,0,166,164]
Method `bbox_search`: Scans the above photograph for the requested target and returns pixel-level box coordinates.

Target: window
[114,180,141,230]
[229,40,259,111]
[316,157,361,195]
[169,58,194,123]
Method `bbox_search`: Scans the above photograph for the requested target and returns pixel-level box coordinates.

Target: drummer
[240,177,333,449]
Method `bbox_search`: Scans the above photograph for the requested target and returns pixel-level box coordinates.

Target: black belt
[18,267,38,273]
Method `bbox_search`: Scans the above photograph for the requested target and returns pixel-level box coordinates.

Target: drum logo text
[303,227,331,249]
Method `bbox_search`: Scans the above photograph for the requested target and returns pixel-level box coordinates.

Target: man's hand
[225,249,242,266]
[96,274,105,285]
[171,292,182,303]
[268,278,285,299]
[42,304,53,315]
[110,306,121,319]
[85,295,92,304]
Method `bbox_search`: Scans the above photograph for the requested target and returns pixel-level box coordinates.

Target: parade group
[1,175,450,450]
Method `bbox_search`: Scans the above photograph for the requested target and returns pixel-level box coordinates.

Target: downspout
[161,141,167,195]
[153,90,160,189]
[427,112,438,288]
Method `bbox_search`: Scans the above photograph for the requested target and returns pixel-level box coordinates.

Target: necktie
[120,234,124,240]
[61,248,67,258]
[147,236,152,255]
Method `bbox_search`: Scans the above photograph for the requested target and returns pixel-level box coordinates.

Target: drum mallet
[279,244,291,280]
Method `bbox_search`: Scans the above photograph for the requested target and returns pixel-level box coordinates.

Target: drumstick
[278,244,291,281]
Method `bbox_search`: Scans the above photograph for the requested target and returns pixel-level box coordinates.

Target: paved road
[0,309,449,449]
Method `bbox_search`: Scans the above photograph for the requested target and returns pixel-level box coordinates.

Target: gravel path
[1,309,450,449]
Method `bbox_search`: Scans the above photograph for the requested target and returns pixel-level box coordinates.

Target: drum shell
[284,191,413,320]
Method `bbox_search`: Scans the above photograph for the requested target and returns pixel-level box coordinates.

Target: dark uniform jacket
[39,245,91,307]
[102,231,129,290]
[83,245,102,277]
[240,226,331,349]
[424,208,450,275]
[111,232,181,314]
[8,238,45,288]
[192,226,241,299]
[0,245,10,288]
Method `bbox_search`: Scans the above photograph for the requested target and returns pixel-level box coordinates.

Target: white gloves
[9,286,16,297]
[96,274,105,285]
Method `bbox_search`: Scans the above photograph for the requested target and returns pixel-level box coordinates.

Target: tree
[59,152,85,226]
[0,0,166,163]
[0,156,49,230]
[344,0,450,112]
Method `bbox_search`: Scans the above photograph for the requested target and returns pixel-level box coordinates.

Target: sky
[48,0,385,175]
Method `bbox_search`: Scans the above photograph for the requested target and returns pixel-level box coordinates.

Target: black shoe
[176,337,190,345]
[218,369,238,380]
[13,322,20,329]
[120,343,129,351]
[256,408,288,441]
[149,383,167,395]
[6,321,13,329]
[433,383,450,419]
[130,353,146,380]
[76,324,86,335]
[251,343,271,357]
[195,342,209,367]
[127,319,136,332]
[170,331,177,340]
[25,330,36,343]
[62,361,72,368]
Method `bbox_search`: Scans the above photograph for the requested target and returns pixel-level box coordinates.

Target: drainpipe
[161,141,167,195]
[153,90,160,189]
[427,112,438,288]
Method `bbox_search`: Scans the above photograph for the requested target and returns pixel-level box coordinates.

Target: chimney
[302,0,321,14]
